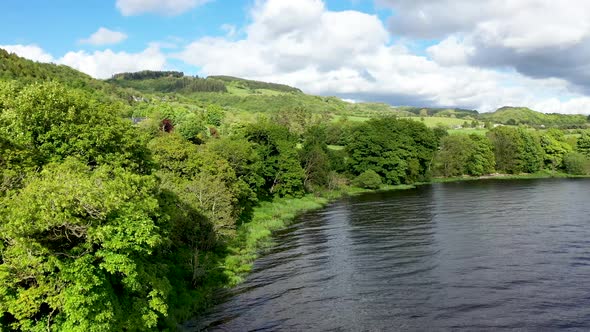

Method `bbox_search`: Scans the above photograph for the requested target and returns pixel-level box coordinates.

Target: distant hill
[108,70,228,94]
[208,75,302,94]
[394,106,479,119]
[481,106,588,128]
[3,50,589,127]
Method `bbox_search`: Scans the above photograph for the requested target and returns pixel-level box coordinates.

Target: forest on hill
[2,51,590,330]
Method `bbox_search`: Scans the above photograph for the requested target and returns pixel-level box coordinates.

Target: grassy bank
[428,170,590,184]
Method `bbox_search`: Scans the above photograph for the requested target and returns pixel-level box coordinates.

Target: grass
[448,128,488,135]
[407,116,469,128]
[427,170,590,184]
[328,145,345,151]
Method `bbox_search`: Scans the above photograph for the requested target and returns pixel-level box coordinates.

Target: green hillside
[208,75,303,94]
[481,106,589,128]
[108,70,228,94]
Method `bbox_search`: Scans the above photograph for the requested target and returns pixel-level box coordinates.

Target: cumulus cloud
[0,44,54,62]
[116,0,210,16]
[1,44,167,79]
[381,0,590,93]
[80,27,127,46]
[59,46,167,78]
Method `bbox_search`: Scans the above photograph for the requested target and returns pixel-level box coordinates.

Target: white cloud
[380,0,590,90]
[426,36,473,66]
[80,27,127,46]
[116,0,210,16]
[0,44,54,62]
[59,46,167,79]
[171,0,590,114]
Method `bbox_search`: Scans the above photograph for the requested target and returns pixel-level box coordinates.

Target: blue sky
[2,0,590,114]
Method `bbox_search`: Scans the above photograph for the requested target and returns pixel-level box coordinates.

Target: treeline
[433,127,590,177]
[108,75,228,94]
[398,106,478,118]
[111,70,185,80]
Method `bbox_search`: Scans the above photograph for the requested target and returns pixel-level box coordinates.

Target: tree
[434,135,472,177]
[563,152,589,175]
[434,134,495,177]
[487,126,542,174]
[243,121,305,198]
[353,170,382,189]
[0,159,169,331]
[466,134,495,176]
[206,104,225,127]
[299,125,332,190]
[576,132,590,157]
[346,118,437,184]
[539,129,572,171]
[3,82,152,173]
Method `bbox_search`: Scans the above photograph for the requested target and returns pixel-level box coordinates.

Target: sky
[3,0,590,114]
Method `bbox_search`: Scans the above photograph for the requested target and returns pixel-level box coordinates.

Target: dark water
[190,179,590,331]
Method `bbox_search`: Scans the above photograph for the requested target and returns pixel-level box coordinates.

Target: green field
[448,128,488,135]
[407,116,472,128]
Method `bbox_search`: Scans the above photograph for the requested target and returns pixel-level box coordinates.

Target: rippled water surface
[191,179,590,331]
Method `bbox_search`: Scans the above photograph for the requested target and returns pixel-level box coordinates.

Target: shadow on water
[189,178,590,331]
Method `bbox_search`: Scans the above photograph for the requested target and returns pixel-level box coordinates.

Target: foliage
[539,129,572,170]
[487,126,543,174]
[299,125,332,190]
[576,132,590,157]
[481,106,588,128]
[109,73,227,94]
[353,170,382,189]
[346,118,437,184]
[563,152,590,175]
[434,134,495,177]
[206,104,225,127]
[0,159,168,331]
[243,121,305,198]
[1,82,152,173]
[208,75,302,94]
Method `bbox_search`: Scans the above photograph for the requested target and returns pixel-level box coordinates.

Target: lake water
[190,179,590,331]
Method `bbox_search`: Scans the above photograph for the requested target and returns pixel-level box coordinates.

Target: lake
[189,179,590,331]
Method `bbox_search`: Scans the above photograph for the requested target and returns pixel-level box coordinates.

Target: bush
[563,152,590,175]
[353,170,382,189]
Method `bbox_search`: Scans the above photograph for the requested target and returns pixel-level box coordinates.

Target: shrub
[563,152,590,175]
[353,170,382,189]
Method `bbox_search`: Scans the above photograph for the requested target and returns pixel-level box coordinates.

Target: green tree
[206,104,225,127]
[0,159,169,331]
[346,118,437,184]
[539,129,572,171]
[487,126,542,174]
[353,170,382,189]
[2,82,152,173]
[244,121,305,197]
[434,135,472,177]
[299,125,332,190]
[466,134,495,176]
[563,152,590,175]
[576,132,590,157]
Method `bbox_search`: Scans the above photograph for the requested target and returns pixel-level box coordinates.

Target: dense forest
[1,50,590,331]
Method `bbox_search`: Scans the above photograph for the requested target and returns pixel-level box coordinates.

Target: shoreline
[183,172,589,325]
